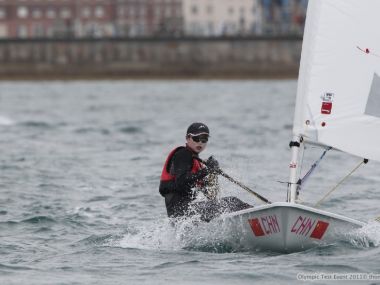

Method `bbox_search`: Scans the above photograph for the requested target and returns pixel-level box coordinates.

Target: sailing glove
[206,156,221,174]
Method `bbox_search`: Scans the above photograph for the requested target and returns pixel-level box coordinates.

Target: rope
[300,147,332,187]
[314,159,368,208]
[194,157,272,204]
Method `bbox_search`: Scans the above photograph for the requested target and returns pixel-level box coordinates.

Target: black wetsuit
[159,147,252,221]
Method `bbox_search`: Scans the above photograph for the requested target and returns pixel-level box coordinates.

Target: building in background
[183,0,263,36]
[0,2,7,38]
[0,0,117,38]
[150,0,183,36]
[73,0,116,38]
[115,0,183,37]
[0,0,307,39]
[261,0,308,35]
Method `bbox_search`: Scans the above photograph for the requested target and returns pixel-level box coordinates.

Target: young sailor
[159,122,252,222]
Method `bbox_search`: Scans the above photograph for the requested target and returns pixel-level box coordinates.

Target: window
[82,7,91,18]
[154,7,161,17]
[207,22,214,35]
[129,7,135,16]
[17,24,28,38]
[32,23,44,37]
[0,8,6,19]
[17,6,29,18]
[118,7,125,17]
[60,8,71,19]
[191,5,198,15]
[95,6,104,18]
[175,7,181,17]
[46,9,56,19]
[165,8,171,17]
[32,9,43,19]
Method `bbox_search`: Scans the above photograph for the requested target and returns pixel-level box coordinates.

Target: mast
[287,135,303,203]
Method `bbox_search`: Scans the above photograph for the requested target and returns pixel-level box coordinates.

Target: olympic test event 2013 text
[296,272,380,281]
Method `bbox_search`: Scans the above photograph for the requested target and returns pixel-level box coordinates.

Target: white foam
[109,215,237,252]
[346,221,380,248]
[0,116,15,126]
[112,218,185,251]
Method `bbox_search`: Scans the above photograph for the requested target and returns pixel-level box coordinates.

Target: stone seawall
[0,36,302,79]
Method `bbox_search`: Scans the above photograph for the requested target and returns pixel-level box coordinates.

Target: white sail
[294,0,380,162]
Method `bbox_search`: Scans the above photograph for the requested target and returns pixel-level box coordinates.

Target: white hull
[215,202,364,253]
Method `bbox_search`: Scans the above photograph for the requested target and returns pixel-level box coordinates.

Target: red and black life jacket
[159,146,202,196]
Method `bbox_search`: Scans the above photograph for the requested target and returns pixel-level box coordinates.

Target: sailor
[159,122,252,222]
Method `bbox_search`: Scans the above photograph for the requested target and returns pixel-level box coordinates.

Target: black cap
[186,122,210,136]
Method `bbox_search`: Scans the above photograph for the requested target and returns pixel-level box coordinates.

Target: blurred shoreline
[0,73,298,81]
[0,36,302,80]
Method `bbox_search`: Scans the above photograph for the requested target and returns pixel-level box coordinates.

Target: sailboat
[213,0,380,252]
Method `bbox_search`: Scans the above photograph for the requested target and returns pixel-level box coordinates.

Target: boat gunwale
[219,202,365,226]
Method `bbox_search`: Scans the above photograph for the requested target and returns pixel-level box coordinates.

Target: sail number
[248,215,330,239]
[248,215,280,236]
[291,216,329,239]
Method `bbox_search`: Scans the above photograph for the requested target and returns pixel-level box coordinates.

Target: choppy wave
[74,127,111,135]
[20,121,55,129]
[118,126,142,134]
[0,263,34,271]
[21,216,56,224]
[78,234,115,246]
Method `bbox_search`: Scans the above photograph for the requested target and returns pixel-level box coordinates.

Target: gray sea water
[0,80,380,285]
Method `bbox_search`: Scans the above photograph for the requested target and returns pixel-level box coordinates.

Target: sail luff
[288,0,322,203]
[293,0,322,140]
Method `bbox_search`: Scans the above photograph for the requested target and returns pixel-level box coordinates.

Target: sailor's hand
[203,173,220,200]
[206,156,221,174]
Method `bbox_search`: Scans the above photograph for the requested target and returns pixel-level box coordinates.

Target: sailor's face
[186,134,208,153]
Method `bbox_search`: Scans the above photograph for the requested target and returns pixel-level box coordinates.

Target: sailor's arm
[172,149,209,194]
